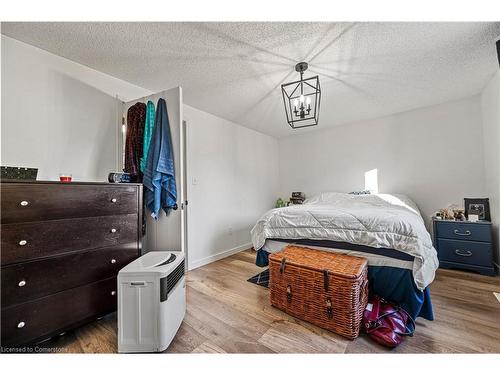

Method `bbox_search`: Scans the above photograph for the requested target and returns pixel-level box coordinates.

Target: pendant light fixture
[281,62,321,129]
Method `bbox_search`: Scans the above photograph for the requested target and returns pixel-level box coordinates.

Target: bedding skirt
[256,248,434,321]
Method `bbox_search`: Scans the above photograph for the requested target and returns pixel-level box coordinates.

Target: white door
[122,87,185,254]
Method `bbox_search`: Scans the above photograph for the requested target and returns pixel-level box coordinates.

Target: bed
[251,192,439,320]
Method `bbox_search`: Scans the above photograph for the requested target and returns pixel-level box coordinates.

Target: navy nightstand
[433,219,495,275]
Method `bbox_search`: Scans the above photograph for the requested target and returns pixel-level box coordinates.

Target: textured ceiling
[2,22,500,138]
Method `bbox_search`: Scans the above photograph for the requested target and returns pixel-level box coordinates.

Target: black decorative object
[464,198,491,221]
[289,191,305,205]
[108,172,132,183]
[1,166,38,181]
[281,62,321,129]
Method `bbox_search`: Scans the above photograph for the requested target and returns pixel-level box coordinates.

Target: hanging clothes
[143,98,178,219]
[124,102,146,181]
[140,100,155,173]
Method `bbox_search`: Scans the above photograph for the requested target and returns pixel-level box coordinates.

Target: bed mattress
[262,239,414,270]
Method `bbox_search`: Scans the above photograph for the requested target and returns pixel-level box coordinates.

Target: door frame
[181,119,189,269]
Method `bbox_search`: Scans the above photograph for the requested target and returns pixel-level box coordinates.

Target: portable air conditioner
[117,251,186,353]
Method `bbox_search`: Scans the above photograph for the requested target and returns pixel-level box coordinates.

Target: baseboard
[188,242,252,271]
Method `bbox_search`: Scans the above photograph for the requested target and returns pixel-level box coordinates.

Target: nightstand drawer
[437,239,492,267]
[435,222,491,242]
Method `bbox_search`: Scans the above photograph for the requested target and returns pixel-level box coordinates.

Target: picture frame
[464,198,490,221]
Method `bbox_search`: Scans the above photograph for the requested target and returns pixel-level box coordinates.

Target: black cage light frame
[281,62,321,129]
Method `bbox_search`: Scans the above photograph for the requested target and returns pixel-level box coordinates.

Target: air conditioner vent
[167,260,185,294]
[160,259,185,302]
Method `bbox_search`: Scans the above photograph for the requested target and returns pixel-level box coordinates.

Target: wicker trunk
[269,246,368,339]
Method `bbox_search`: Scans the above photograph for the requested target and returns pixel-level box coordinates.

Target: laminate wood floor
[36,249,500,353]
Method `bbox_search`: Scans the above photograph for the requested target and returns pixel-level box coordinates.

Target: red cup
[59,174,72,183]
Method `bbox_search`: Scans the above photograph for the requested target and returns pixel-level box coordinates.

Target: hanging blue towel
[143,98,177,219]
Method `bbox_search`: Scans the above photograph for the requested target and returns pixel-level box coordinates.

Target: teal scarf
[140,101,155,172]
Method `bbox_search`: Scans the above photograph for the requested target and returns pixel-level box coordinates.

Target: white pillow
[303,192,349,205]
[304,191,421,216]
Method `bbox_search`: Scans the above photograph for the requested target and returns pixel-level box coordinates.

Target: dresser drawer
[437,238,492,267]
[435,222,491,242]
[1,214,138,265]
[1,246,139,308]
[1,277,117,347]
[1,183,139,224]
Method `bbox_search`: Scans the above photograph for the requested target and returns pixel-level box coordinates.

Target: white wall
[1,36,150,181]
[278,96,486,229]
[481,70,500,264]
[184,105,279,269]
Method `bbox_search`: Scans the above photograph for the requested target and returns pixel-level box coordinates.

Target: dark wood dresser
[1,181,143,347]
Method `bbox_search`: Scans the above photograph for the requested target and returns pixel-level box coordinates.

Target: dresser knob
[110,228,117,233]
[110,259,117,264]
[111,198,117,203]
[20,200,29,206]
[19,240,27,246]
[111,291,116,296]
[18,280,26,287]
[17,321,25,329]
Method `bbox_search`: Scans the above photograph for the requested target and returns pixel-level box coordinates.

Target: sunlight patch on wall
[364,168,379,193]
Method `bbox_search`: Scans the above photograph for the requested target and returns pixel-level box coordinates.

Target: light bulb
[293,99,298,107]
[306,97,311,105]
[300,95,305,103]
[122,124,126,133]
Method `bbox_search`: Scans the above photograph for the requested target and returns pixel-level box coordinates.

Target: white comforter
[251,192,439,290]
